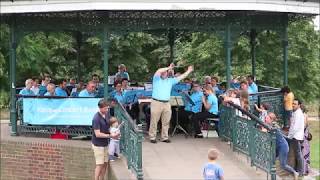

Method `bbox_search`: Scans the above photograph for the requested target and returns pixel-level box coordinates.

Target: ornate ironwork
[19,124,56,135]
[232,116,251,155]
[219,99,277,179]
[60,126,92,136]
[251,128,276,173]
[1,11,291,36]
[114,103,143,180]
[259,93,284,124]
[219,105,234,141]
[249,88,284,124]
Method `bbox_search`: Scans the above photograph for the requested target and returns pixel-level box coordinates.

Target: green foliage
[0,90,9,108]
[309,121,320,169]
[287,20,320,102]
[0,24,9,92]
[175,32,225,80]
[0,18,319,105]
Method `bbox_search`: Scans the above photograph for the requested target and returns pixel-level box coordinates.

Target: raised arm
[176,65,194,81]
[154,63,175,76]
[254,104,263,112]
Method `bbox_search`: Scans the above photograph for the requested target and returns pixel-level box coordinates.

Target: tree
[0,18,319,105]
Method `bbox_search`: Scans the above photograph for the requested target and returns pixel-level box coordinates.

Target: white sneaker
[293,172,299,180]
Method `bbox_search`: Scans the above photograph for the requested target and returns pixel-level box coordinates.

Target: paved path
[142,132,268,180]
[3,121,318,180]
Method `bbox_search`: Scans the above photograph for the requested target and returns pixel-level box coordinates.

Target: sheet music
[138,98,152,104]
[137,96,184,106]
[169,96,184,106]
[108,75,115,85]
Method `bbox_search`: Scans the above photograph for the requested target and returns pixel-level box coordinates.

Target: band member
[192,84,219,138]
[149,63,193,143]
[180,81,204,132]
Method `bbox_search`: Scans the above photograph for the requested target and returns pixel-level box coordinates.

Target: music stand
[170,96,189,137]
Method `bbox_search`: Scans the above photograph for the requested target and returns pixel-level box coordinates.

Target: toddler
[108,117,121,161]
[202,148,224,180]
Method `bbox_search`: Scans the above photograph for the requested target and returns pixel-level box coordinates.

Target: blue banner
[23,98,100,125]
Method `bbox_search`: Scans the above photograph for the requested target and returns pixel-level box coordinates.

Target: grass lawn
[309,121,320,170]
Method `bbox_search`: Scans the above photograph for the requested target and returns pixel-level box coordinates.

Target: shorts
[92,144,109,165]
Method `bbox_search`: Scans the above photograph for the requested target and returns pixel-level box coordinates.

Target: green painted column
[250,29,257,78]
[282,26,288,86]
[75,32,82,83]
[168,28,175,63]
[102,31,110,99]
[136,124,144,180]
[225,24,232,89]
[270,129,277,180]
[9,17,17,136]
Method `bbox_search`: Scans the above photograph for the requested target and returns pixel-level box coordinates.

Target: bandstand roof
[1,0,319,15]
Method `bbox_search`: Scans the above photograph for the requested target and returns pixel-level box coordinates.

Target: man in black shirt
[92,99,120,180]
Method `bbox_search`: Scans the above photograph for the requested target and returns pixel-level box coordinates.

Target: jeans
[291,138,304,175]
[108,140,120,158]
[278,146,297,174]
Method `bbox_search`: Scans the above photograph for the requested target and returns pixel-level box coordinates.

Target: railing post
[270,129,277,180]
[231,111,236,152]
[248,120,255,167]
[225,23,232,89]
[282,15,289,86]
[168,28,175,63]
[101,29,110,99]
[75,32,82,83]
[136,124,144,180]
[250,29,257,78]
[9,16,17,136]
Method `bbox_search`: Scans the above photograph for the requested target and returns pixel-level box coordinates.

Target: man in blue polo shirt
[39,75,51,96]
[180,81,204,132]
[247,75,258,94]
[79,81,96,97]
[55,79,68,97]
[149,63,193,143]
[19,79,35,96]
[91,99,119,180]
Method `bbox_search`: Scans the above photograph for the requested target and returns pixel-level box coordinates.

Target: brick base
[0,140,97,180]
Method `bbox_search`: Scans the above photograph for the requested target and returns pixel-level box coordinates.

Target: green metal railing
[250,87,284,124]
[220,102,277,180]
[114,102,143,180]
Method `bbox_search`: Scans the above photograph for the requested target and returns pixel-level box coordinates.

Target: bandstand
[1,1,319,179]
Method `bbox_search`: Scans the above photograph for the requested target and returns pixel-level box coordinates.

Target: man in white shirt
[288,99,305,176]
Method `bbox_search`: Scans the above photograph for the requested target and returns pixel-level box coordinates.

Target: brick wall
[0,140,98,180]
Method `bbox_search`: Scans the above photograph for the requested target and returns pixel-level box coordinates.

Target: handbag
[307,132,312,141]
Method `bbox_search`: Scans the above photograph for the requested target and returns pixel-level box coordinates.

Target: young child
[108,117,121,161]
[254,103,270,122]
[202,148,224,180]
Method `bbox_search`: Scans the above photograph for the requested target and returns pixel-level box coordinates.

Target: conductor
[149,63,193,143]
